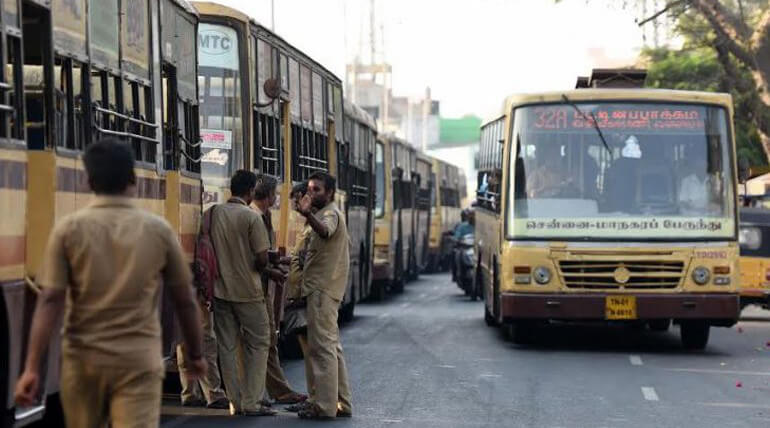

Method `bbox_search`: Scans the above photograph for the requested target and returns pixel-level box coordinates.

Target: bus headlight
[533,266,552,285]
[692,266,710,285]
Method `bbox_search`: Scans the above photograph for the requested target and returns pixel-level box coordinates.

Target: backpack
[193,205,219,304]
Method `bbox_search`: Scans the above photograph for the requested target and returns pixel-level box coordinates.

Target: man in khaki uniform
[211,170,275,416]
[14,139,206,428]
[252,174,307,405]
[296,172,353,420]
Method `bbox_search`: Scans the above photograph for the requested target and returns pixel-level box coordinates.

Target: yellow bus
[373,134,415,297]
[1,0,202,424]
[477,87,740,349]
[413,153,434,276]
[194,3,371,318]
[340,99,377,319]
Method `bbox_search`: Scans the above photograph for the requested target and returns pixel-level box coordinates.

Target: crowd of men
[14,138,353,426]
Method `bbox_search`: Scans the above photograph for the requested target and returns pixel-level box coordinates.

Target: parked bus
[372,135,415,297]
[413,153,434,276]
[478,76,740,349]
[1,0,202,425]
[339,99,377,320]
[194,3,370,318]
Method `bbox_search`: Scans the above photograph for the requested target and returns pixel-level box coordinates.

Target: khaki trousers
[306,290,352,417]
[60,356,162,428]
[213,297,270,412]
[297,333,315,397]
[176,299,226,405]
[265,293,294,399]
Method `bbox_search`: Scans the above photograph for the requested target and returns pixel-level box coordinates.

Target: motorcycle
[453,233,478,300]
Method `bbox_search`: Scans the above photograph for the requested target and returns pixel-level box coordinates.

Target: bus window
[198,22,243,185]
[375,142,385,218]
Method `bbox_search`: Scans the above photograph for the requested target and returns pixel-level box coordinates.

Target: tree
[558,0,770,162]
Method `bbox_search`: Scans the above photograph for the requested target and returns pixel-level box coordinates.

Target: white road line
[629,355,643,366]
[698,402,770,410]
[665,368,770,376]
[437,365,456,369]
[641,387,659,401]
[382,419,403,423]
[480,373,502,378]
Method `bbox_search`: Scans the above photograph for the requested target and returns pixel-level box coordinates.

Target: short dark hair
[254,174,278,200]
[83,138,136,195]
[290,181,307,199]
[230,170,257,197]
[307,171,336,195]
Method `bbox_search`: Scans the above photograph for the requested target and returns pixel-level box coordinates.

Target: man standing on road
[296,172,353,420]
[14,139,207,427]
[211,170,275,416]
[252,174,308,406]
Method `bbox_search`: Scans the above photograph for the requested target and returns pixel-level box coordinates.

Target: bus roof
[344,99,376,130]
[193,2,342,85]
[484,88,733,127]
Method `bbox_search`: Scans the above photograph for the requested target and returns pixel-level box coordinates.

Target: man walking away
[14,139,207,428]
[211,170,275,416]
[252,174,307,406]
[296,172,353,420]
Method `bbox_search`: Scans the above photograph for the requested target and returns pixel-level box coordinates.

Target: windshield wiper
[561,94,611,154]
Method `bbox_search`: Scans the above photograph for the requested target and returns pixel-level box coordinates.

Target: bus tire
[484,306,497,327]
[371,281,386,302]
[648,319,671,332]
[680,321,710,350]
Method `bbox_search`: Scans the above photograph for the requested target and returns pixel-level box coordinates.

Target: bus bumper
[500,293,739,326]
[372,261,392,282]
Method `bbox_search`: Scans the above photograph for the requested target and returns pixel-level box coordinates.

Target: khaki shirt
[37,196,192,370]
[302,202,350,302]
[287,224,311,300]
[211,198,270,302]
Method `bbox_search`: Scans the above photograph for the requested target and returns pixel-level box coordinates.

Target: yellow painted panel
[0,190,25,235]
[0,264,23,282]
[180,204,200,235]
[0,148,26,161]
[26,151,57,278]
[165,171,181,234]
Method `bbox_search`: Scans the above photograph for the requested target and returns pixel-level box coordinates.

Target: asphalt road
[161,273,770,428]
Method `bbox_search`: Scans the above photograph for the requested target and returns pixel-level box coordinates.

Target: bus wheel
[648,319,671,332]
[680,321,710,350]
[371,281,386,301]
[505,321,535,344]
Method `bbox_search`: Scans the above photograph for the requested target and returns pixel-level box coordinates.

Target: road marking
[641,387,659,401]
[629,355,643,366]
[665,368,770,377]
[437,364,456,369]
[698,402,770,409]
[378,312,390,318]
[480,373,502,378]
[382,419,403,423]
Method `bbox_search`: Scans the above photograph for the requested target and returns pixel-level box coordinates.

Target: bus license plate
[605,296,637,320]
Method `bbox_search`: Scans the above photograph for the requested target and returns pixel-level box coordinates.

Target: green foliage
[643,47,768,166]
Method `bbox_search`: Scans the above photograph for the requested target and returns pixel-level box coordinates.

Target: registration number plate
[605,295,637,320]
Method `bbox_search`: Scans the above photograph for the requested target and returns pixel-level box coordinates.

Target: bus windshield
[198,23,243,186]
[508,102,736,240]
[375,142,385,217]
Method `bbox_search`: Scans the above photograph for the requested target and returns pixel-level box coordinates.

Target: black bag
[282,299,308,336]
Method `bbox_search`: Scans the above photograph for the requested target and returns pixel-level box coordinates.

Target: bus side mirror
[738,156,750,184]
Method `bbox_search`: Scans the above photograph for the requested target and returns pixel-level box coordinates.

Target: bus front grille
[558,260,684,290]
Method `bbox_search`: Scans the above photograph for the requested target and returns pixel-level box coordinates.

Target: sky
[211,0,654,119]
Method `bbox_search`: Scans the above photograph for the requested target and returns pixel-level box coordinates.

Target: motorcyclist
[452,209,475,285]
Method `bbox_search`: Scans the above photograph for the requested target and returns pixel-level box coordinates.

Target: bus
[1,0,202,425]
[194,3,369,319]
[477,84,740,349]
[340,99,377,320]
[373,134,415,297]
[413,153,434,276]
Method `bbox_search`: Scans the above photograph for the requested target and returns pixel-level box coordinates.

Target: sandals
[298,403,333,420]
[274,392,308,405]
[241,407,277,417]
[285,401,310,413]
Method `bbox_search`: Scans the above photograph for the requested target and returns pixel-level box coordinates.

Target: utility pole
[271,0,275,31]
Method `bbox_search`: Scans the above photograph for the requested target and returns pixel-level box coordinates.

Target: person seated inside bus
[678,146,719,215]
[635,141,676,209]
[526,142,576,198]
